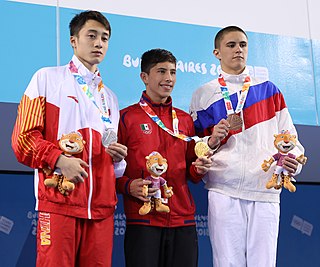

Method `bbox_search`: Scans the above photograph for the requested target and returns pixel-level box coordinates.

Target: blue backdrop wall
[1,173,320,267]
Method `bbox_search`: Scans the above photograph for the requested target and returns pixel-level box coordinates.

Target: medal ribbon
[218,74,251,115]
[69,61,112,128]
[139,97,200,142]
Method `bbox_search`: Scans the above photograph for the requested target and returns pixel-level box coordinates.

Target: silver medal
[102,128,118,147]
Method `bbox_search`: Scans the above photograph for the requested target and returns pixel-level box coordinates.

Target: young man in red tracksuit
[11,10,127,267]
[116,48,213,267]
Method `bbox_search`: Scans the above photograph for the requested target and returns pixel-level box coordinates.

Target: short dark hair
[141,49,177,73]
[214,26,247,49]
[69,10,111,37]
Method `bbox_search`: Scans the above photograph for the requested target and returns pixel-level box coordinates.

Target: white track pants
[207,191,280,267]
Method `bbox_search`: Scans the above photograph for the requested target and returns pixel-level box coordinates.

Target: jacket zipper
[87,127,93,219]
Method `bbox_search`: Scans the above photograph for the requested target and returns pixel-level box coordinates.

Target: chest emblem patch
[140,123,152,134]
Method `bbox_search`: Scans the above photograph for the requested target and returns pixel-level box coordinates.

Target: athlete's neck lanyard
[218,74,251,115]
[69,60,112,127]
[139,97,200,142]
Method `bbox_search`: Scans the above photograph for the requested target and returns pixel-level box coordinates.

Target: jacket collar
[71,55,102,87]
[141,91,173,108]
[219,67,250,84]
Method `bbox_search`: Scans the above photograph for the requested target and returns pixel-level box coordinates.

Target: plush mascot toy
[261,130,307,192]
[43,131,86,196]
[139,151,174,215]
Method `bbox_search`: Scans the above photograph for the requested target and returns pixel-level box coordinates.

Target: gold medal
[227,114,243,131]
[194,141,210,157]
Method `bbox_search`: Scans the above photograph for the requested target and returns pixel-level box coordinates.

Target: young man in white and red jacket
[11,10,127,267]
[190,26,305,267]
[116,48,213,267]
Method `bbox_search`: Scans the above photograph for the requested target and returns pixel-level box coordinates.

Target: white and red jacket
[12,55,124,219]
[116,92,203,227]
[190,68,305,203]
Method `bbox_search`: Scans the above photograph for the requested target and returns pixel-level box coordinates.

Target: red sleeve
[185,114,205,183]
[116,175,133,195]
[189,164,204,183]
[11,94,62,170]
[116,109,133,195]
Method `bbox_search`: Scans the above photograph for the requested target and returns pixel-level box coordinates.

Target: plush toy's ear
[274,134,277,138]
[145,156,150,160]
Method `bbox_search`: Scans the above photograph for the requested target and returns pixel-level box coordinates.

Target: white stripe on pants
[207,191,280,267]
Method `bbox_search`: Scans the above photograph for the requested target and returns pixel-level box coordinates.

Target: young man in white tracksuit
[190,26,305,267]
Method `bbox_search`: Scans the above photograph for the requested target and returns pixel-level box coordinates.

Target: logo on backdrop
[291,215,313,236]
[114,213,126,236]
[122,54,269,80]
[0,215,14,235]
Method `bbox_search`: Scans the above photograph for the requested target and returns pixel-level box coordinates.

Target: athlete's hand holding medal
[193,111,243,175]
[103,128,128,163]
[105,142,128,162]
[207,118,232,150]
[193,142,214,175]
[193,130,224,175]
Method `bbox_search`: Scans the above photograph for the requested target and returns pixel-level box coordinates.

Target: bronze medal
[194,141,210,158]
[227,114,243,131]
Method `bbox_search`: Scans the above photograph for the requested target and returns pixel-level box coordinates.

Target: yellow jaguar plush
[261,130,307,192]
[139,151,174,215]
[43,131,86,196]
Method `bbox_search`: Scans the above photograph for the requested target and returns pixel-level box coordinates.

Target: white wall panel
[10,0,319,39]
[308,0,320,39]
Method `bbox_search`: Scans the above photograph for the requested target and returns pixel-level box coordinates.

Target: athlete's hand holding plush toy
[43,131,86,196]
[261,130,307,192]
[139,151,174,215]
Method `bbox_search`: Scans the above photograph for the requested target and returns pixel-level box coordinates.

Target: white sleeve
[114,159,127,178]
